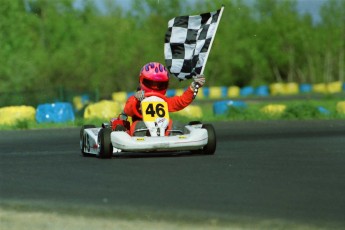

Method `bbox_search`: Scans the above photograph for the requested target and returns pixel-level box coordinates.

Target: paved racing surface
[1,120,345,228]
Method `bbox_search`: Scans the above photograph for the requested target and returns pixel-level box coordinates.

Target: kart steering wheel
[133,92,168,119]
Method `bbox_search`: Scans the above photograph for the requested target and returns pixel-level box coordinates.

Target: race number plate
[141,101,169,122]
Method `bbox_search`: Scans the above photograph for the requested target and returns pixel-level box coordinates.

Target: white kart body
[80,96,213,157]
[81,127,102,155]
[111,124,207,152]
[81,124,208,156]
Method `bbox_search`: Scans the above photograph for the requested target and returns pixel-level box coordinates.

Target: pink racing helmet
[139,62,169,95]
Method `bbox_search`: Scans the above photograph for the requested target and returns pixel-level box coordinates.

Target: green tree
[0,0,343,107]
[319,0,345,82]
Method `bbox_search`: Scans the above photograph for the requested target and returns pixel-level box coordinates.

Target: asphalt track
[1,120,345,227]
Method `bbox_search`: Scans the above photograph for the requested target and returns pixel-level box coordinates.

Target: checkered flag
[164,6,224,81]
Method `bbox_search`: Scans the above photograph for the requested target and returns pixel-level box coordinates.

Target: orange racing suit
[124,87,194,120]
[124,87,195,135]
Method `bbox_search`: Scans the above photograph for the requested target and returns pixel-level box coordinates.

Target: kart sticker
[141,101,169,122]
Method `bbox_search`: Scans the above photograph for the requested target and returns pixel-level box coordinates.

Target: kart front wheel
[192,124,216,155]
[98,128,113,159]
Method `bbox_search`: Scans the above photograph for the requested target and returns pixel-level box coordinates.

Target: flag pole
[200,5,225,75]
[193,6,225,99]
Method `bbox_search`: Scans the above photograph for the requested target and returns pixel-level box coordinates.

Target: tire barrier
[73,94,90,111]
[317,106,331,115]
[240,86,254,97]
[127,91,135,98]
[312,83,328,94]
[228,86,240,97]
[36,102,75,123]
[270,82,300,95]
[299,83,312,93]
[166,89,176,97]
[84,100,123,120]
[213,100,247,115]
[284,82,299,95]
[269,83,285,96]
[0,106,36,125]
[112,91,128,103]
[312,82,342,94]
[254,85,270,96]
[260,104,287,115]
[326,81,342,94]
[201,87,209,98]
[336,101,345,115]
[3,82,345,127]
[109,81,344,102]
[209,86,228,99]
[175,105,203,119]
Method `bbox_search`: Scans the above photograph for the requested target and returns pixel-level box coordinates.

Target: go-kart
[80,92,216,158]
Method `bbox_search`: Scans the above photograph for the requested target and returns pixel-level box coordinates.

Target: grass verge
[1,200,343,230]
[1,98,344,130]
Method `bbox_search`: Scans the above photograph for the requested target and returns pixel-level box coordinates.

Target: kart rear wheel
[98,127,113,159]
[188,121,202,125]
[192,124,216,155]
[80,124,96,156]
[202,124,217,155]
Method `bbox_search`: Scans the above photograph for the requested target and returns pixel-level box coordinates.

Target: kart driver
[123,62,205,136]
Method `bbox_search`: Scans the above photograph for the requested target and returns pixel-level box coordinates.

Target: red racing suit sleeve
[166,87,194,112]
[123,95,139,118]
[123,87,195,118]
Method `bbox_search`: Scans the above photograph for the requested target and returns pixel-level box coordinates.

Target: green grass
[1,98,345,130]
[196,98,345,122]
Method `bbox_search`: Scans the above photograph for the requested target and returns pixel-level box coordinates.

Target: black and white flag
[164,7,224,80]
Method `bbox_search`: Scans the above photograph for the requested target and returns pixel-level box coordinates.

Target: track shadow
[79,149,212,159]
[113,151,209,159]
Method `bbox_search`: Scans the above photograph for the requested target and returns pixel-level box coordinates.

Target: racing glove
[134,90,145,101]
[190,74,206,91]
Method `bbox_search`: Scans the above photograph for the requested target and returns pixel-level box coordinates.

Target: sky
[295,0,327,23]
[75,0,329,23]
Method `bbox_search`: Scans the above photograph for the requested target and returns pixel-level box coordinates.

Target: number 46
[145,103,166,117]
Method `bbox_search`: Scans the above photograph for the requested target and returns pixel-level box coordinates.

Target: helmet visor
[143,79,168,91]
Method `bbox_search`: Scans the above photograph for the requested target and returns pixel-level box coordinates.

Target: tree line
[0,0,344,105]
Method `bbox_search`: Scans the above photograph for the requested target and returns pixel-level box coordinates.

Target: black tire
[202,124,217,155]
[80,124,96,156]
[192,124,216,155]
[98,128,113,159]
[115,125,126,131]
[188,121,202,125]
